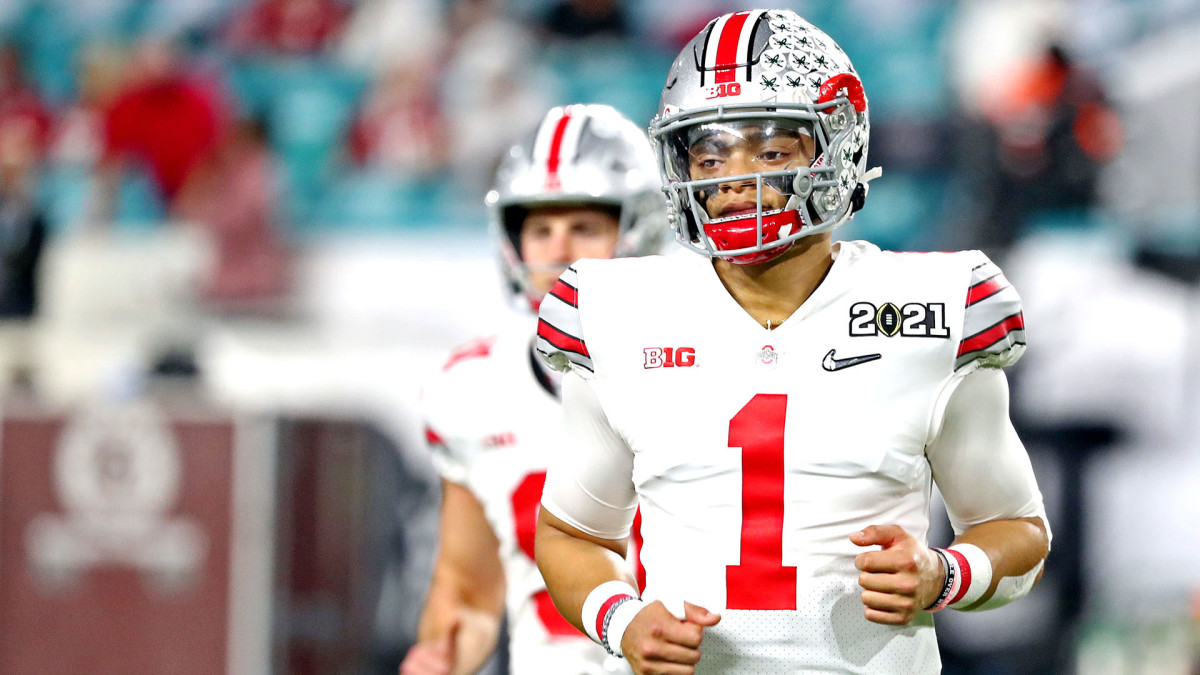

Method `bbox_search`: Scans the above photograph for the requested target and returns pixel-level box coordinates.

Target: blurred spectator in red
[225,0,349,56]
[983,43,1123,186]
[953,42,1123,253]
[540,0,629,41]
[93,38,227,219]
[175,116,291,312]
[347,61,447,176]
[0,45,52,162]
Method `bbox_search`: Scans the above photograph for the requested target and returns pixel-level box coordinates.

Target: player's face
[684,121,816,220]
[520,205,620,296]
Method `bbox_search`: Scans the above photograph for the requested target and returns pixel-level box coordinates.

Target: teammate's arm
[402,479,506,675]
[537,371,719,674]
[852,367,1050,625]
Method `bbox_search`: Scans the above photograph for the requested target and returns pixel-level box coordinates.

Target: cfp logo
[644,347,696,369]
[850,302,950,338]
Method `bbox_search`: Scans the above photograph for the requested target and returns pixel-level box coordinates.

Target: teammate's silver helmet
[487,104,667,310]
[649,9,874,265]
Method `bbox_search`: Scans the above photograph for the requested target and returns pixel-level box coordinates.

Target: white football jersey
[536,241,1027,674]
[422,323,636,675]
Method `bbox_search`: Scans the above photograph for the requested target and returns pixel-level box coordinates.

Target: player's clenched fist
[621,601,721,675]
[399,622,458,675]
[850,525,944,626]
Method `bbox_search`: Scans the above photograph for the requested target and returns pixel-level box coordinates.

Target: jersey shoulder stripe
[537,319,591,360]
[424,425,446,448]
[956,254,1026,370]
[536,266,594,373]
[422,421,470,483]
[548,277,578,307]
[441,335,497,371]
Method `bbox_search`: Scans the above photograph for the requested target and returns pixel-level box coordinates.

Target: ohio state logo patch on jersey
[757,345,780,365]
[644,347,696,369]
[849,301,950,338]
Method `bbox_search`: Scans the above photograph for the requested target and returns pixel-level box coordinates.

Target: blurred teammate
[534,10,1051,674]
[402,104,666,675]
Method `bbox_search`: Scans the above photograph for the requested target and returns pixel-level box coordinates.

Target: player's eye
[572,221,605,237]
[524,224,552,240]
[691,156,723,173]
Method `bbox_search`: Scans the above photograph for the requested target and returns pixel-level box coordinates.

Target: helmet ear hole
[503,205,529,257]
[850,183,867,213]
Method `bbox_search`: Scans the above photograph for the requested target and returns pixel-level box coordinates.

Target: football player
[401,104,665,675]
[533,10,1051,674]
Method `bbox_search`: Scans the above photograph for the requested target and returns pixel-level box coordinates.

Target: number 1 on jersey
[726,394,797,610]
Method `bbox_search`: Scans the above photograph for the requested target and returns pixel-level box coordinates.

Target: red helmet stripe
[544,109,574,190]
[714,11,751,83]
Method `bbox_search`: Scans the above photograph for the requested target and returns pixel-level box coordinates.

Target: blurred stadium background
[0,0,1195,673]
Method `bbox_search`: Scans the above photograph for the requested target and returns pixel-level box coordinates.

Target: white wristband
[581,581,645,656]
[944,543,993,608]
[603,596,647,657]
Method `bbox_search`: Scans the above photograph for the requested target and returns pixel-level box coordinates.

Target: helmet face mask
[662,115,821,264]
[650,9,872,265]
[487,104,668,310]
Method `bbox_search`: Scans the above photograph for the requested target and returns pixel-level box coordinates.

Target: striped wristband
[926,543,993,612]
[924,548,956,611]
[581,581,646,657]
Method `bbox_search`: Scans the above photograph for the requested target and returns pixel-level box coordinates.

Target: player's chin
[862,607,918,626]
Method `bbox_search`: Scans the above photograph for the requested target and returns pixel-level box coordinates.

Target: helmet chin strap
[509,260,573,312]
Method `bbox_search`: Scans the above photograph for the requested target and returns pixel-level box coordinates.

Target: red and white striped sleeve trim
[536,266,594,373]
[422,421,469,484]
[956,255,1026,371]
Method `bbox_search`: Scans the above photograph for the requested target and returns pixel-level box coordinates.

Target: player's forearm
[950,516,1049,610]
[535,507,635,634]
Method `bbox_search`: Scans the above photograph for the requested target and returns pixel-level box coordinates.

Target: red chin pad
[702,210,801,265]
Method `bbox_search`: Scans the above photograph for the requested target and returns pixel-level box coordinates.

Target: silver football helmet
[487,104,667,310]
[650,9,876,265]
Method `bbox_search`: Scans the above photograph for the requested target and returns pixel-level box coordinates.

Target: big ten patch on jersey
[642,346,697,369]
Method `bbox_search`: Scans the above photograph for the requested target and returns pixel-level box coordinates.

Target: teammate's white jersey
[536,241,1029,674]
[422,323,635,675]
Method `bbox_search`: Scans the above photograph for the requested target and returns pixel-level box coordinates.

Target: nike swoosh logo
[822,349,881,372]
